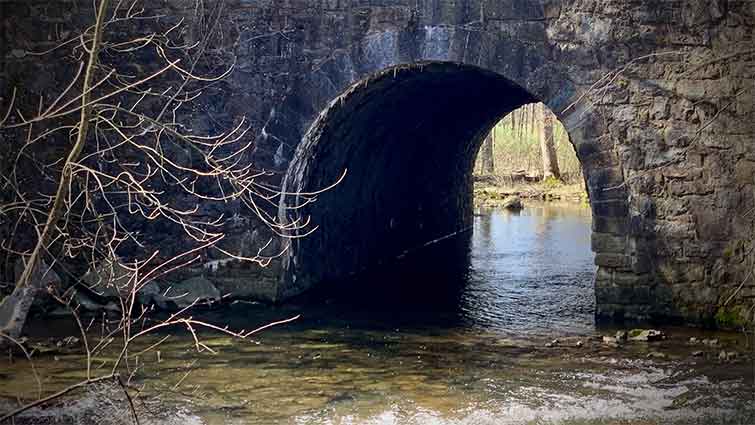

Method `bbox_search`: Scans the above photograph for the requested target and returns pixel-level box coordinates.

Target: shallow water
[2,203,754,424]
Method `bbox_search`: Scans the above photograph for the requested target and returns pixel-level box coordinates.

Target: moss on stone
[722,246,734,260]
[722,240,746,262]
[714,305,747,329]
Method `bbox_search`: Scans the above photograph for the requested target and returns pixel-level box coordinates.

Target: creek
[2,203,753,424]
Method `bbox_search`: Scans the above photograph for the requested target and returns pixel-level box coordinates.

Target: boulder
[13,259,62,310]
[75,292,103,312]
[164,277,221,308]
[14,259,60,289]
[74,291,119,313]
[81,260,133,300]
[136,282,169,310]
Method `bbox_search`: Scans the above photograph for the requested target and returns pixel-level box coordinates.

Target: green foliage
[542,176,562,189]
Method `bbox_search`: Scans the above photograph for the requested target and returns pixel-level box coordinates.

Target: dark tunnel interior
[282,63,538,295]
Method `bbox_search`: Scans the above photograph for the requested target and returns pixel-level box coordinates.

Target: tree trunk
[0,0,110,341]
[538,103,561,181]
[480,130,495,175]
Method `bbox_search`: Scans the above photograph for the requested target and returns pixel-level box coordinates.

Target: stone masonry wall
[1,0,753,326]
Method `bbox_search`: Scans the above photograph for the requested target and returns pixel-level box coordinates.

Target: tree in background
[538,103,561,181]
[479,131,495,175]
[475,103,580,184]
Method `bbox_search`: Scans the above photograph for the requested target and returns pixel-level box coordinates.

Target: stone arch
[275,59,642,322]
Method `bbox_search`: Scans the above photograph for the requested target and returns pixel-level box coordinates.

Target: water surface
[2,203,753,424]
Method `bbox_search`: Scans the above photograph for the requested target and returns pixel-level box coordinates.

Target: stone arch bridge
[2,0,753,325]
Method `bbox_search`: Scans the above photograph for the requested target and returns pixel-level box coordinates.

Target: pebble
[576,340,584,348]
[718,351,738,362]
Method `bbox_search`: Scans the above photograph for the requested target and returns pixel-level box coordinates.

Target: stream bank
[474,177,588,208]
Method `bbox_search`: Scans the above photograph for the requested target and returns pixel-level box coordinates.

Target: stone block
[592,200,630,218]
[631,253,652,274]
[595,253,632,269]
[614,272,651,287]
[668,180,714,197]
[592,216,629,235]
[586,167,625,189]
[735,160,755,186]
[657,261,682,284]
[592,233,627,253]
[650,97,670,120]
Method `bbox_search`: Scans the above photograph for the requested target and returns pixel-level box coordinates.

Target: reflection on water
[464,203,595,335]
[299,201,595,337]
[2,203,754,424]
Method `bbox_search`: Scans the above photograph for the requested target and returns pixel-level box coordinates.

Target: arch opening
[279,62,595,307]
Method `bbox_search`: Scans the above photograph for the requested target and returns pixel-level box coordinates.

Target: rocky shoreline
[473,181,588,208]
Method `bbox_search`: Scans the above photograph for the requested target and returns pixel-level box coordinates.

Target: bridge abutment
[1,0,752,326]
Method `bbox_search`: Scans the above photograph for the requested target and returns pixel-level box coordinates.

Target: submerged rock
[628,329,665,342]
[502,196,523,209]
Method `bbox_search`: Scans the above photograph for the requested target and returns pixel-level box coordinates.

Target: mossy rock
[542,176,562,189]
[714,305,748,329]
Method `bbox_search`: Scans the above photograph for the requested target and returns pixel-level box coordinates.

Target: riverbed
[1,203,753,424]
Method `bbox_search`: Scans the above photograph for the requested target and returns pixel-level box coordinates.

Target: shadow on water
[281,201,596,337]
[289,225,474,330]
